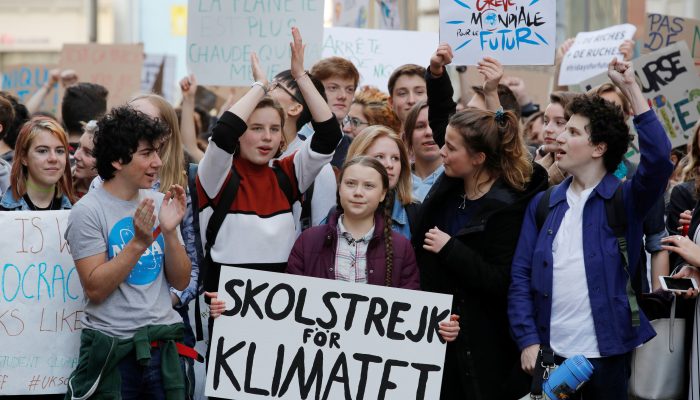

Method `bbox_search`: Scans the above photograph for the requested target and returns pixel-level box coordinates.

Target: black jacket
[413,163,548,400]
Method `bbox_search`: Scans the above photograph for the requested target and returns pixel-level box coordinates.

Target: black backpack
[535,184,640,327]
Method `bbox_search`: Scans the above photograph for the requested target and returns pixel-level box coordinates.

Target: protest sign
[578,42,700,151]
[186,0,324,86]
[0,211,82,396]
[558,24,637,85]
[59,43,144,110]
[1,64,60,114]
[440,0,556,66]
[322,27,438,89]
[205,267,452,400]
[142,54,178,103]
[643,13,700,67]
[332,0,369,28]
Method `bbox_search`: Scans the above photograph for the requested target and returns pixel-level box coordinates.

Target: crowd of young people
[2,26,698,400]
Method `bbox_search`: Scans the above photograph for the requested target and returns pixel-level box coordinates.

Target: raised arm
[179,75,205,162]
[426,43,457,147]
[477,57,503,112]
[25,69,60,115]
[290,27,333,123]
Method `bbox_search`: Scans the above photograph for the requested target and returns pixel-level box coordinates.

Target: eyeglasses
[269,80,304,104]
[343,115,370,129]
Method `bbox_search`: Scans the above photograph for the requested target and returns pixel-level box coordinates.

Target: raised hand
[502,76,529,106]
[179,74,198,99]
[429,43,454,77]
[60,69,79,88]
[607,57,636,89]
[158,185,187,234]
[251,53,268,87]
[556,38,575,61]
[619,39,635,61]
[290,27,306,80]
[477,57,503,93]
[133,198,157,250]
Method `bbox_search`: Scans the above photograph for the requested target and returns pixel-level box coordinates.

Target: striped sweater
[197,111,341,292]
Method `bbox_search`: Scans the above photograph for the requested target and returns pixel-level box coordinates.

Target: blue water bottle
[543,355,594,399]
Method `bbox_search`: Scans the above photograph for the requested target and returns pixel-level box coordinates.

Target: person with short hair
[0,92,30,164]
[387,64,427,128]
[61,82,108,150]
[509,58,673,399]
[64,105,191,399]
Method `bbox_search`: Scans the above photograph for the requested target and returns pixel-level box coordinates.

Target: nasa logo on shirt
[108,217,165,285]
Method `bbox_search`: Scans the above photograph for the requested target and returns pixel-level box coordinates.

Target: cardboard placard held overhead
[322,27,438,90]
[186,0,324,86]
[1,64,60,114]
[643,13,700,67]
[0,211,83,396]
[578,42,700,151]
[558,24,636,86]
[205,267,453,400]
[59,43,144,110]
[440,0,556,66]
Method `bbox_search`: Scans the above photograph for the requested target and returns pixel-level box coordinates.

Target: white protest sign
[332,0,370,28]
[578,41,700,150]
[322,27,438,90]
[205,267,452,399]
[558,23,637,86]
[440,0,556,66]
[187,0,324,86]
[0,211,82,395]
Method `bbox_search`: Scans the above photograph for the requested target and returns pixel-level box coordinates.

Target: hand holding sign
[205,291,227,319]
[290,27,306,80]
[429,43,454,77]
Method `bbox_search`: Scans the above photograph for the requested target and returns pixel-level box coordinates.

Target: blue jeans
[554,352,632,399]
[117,348,186,400]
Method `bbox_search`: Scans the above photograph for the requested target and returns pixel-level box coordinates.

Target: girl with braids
[286,156,459,340]
[414,108,548,399]
[345,125,418,240]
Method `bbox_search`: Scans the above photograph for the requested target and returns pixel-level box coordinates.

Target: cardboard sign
[0,211,83,395]
[440,0,556,66]
[578,42,700,150]
[558,24,637,85]
[0,64,60,114]
[205,267,452,399]
[186,0,324,86]
[141,54,178,103]
[322,27,438,90]
[643,13,700,67]
[59,43,144,110]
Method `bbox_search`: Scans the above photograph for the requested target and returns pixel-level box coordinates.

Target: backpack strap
[187,163,206,341]
[300,182,315,231]
[272,165,296,207]
[535,186,555,232]
[604,184,640,327]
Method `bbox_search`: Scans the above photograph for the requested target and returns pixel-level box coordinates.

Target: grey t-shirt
[66,186,181,338]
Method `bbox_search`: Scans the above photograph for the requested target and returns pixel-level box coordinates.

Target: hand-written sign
[187,0,324,86]
[644,13,700,67]
[578,42,700,150]
[1,65,60,114]
[440,0,556,66]
[558,24,637,85]
[59,43,144,110]
[205,267,452,399]
[0,211,83,395]
[322,27,438,90]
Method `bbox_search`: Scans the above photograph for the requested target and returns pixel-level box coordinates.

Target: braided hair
[383,189,395,286]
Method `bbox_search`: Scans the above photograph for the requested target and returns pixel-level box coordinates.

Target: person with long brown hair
[414,105,547,397]
[404,101,443,201]
[0,116,75,210]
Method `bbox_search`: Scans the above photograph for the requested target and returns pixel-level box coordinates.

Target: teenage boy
[387,64,427,128]
[65,106,191,399]
[508,58,673,398]
[301,56,359,168]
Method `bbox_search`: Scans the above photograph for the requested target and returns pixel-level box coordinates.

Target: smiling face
[73,132,96,180]
[323,77,356,120]
[339,163,387,221]
[390,75,427,123]
[410,107,440,163]
[365,136,402,189]
[23,128,67,188]
[239,107,283,165]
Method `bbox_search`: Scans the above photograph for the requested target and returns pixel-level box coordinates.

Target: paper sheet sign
[322,27,438,90]
[205,267,453,399]
[558,23,636,86]
[439,0,556,66]
[186,0,324,86]
[0,211,83,396]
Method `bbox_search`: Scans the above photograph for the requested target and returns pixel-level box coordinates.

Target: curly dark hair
[94,106,169,181]
[567,95,632,173]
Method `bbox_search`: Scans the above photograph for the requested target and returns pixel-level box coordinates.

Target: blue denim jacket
[508,110,673,356]
[0,189,72,210]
